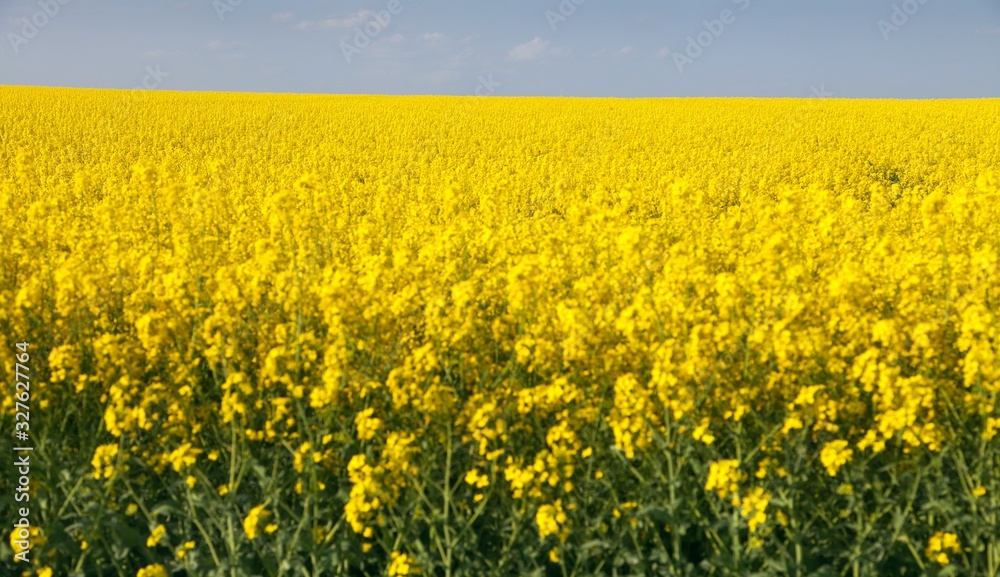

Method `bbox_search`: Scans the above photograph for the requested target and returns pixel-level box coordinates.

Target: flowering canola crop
[1,87,999,576]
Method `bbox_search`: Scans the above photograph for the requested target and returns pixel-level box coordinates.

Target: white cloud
[420,32,446,45]
[508,37,548,61]
[271,12,293,23]
[654,46,671,59]
[507,37,569,62]
[616,45,634,56]
[293,11,373,30]
[976,27,1000,35]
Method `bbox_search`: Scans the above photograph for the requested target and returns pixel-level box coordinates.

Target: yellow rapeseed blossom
[705,460,743,499]
[536,499,570,542]
[464,468,489,489]
[9,526,45,553]
[388,551,418,576]
[166,443,203,473]
[91,444,119,480]
[355,408,383,441]
[243,505,270,540]
[926,532,962,565]
[136,565,169,577]
[820,440,854,477]
[175,541,195,560]
[740,488,771,532]
[146,525,166,548]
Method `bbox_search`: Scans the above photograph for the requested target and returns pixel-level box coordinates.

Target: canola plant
[1,87,999,576]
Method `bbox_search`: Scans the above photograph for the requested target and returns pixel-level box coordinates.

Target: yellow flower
[740,487,771,532]
[705,460,742,499]
[388,551,418,576]
[91,444,119,480]
[819,440,853,476]
[243,505,270,540]
[185,475,197,489]
[136,565,169,577]
[9,525,45,553]
[165,443,203,473]
[755,458,774,479]
[985,418,1000,441]
[972,486,987,498]
[926,531,962,565]
[536,499,570,542]
[464,468,489,489]
[293,441,313,473]
[175,541,195,560]
[781,416,804,435]
[146,525,166,548]
[692,417,715,445]
[355,408,383,441]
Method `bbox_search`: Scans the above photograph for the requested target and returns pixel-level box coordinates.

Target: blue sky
[2,0,999,97]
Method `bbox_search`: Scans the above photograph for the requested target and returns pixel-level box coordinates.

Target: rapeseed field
[1,87,999,576]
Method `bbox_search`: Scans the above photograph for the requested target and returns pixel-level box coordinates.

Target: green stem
[443,418,455,577]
